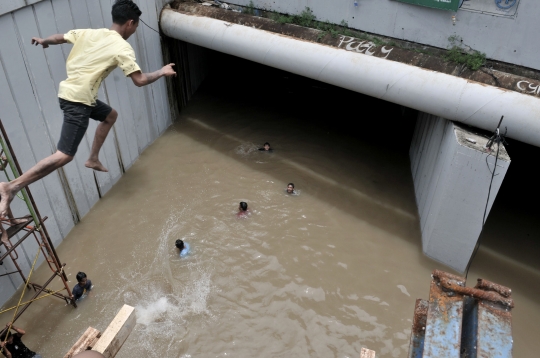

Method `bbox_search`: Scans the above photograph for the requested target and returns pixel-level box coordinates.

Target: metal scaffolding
[0,120,76,340]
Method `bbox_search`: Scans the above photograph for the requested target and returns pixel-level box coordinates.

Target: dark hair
[76,272,87,283]
[175,239,184,250]
[0,331,9,342]
[239,202,248,211]
[288,183,294,188]
[263,142,270,147]
[112,0,142,25]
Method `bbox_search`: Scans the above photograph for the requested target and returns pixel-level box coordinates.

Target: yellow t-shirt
[58,29,141,106]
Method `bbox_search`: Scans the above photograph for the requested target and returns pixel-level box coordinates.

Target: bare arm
[130,63,176,87]
[31,34,66,49]
[0,343,12,358]
[6,323,24,336]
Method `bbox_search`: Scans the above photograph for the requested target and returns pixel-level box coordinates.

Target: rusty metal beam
[0,119,76,337]
[408,299,428,358]
[422,272,465,358]
[409,271,514,357]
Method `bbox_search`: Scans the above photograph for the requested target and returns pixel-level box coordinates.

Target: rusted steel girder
[408,299,428,358]
[423,271,465,358]
[433,270,514,308]
[409,270,513,357]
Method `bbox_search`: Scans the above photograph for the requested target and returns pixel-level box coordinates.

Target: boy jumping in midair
[0,0,176,218]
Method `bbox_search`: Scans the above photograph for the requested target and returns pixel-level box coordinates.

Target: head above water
[111,0,141,39]
[263,142,271,150]
[0,331,13,344]
[239,202,248,211]
[76,271,87,286]
[175,239,185,250]
[287,183,295,193]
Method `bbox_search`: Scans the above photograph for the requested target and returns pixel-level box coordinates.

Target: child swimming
[258,142,273,152]
[286,183,297,195]
[237,201,250,218]
[175,239,190,257]
[72,271,93,301]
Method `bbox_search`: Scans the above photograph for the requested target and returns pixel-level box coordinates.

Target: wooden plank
[92,305,136,358]
[64,327,101,358]
[360,347,376,358]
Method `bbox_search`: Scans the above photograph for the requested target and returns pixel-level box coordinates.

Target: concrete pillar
[410,113,510,272]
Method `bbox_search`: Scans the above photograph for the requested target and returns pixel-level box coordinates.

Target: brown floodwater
[1,61,540,357]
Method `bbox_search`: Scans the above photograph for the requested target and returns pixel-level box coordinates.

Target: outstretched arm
[31,34,66,48]
[130,63,176,87]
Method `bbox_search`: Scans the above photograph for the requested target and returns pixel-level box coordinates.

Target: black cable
[139,18,161,36]
[484,151,499,176]
[464,117,506,279]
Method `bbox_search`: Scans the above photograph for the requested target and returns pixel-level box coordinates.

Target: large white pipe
[161,9,540,146]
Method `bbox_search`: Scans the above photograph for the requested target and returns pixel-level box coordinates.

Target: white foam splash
[397,285,410,297]
[235,142,259,157]
[136,297,170,326]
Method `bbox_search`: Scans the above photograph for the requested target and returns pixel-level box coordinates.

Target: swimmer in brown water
[258,142,273,152]
[286,183,297,195]
[237,201,250,218]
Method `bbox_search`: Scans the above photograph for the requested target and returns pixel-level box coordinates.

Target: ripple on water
[234,142,259,157]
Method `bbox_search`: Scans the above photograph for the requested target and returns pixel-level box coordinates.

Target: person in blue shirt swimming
[175,239,190,257]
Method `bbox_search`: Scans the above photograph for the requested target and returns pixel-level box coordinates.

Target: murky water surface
[2,75,540,357]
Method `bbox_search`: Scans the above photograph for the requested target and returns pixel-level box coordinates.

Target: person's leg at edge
[0,151,73,217]
[85,109,118,173]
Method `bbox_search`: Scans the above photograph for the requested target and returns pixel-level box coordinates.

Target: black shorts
[57,98,112,156]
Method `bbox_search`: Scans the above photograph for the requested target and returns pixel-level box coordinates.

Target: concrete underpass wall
[161,36,212,116]
[0,0,173,307]
[410,113,510,272]
[231,0,539,71]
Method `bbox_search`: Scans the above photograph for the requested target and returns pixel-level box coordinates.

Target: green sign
[396,0,461,11]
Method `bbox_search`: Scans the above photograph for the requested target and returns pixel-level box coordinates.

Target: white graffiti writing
[338,36,393,59]
[517,80,540,95]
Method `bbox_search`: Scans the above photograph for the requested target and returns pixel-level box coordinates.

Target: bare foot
[1,225,11,248]
[0,155,7,171]
[8,215,32,225]
[85,159,108,172]
[0,182,15,218]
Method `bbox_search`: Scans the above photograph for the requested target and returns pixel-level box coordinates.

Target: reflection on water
[1,61,539,357]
